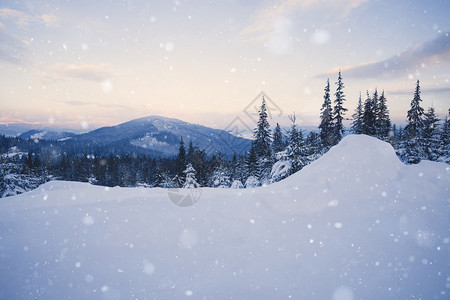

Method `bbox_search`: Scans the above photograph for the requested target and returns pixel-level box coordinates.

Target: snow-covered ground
[0,135,449,299]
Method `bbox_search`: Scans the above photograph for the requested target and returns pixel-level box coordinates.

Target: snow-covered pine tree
[304,131,323,159]
[286,113,306,174]
[376,90,391,140]
[405,80,425,139]
[253,96,272,159]
[272,123,284,153]
[333,71,347,143]
[183,163,200,188]
[252,96,272,183]
[351,92,364,134]
[372,88,380,132]
[245,144,259,179]
[362,90,376,136]
[423,107,439,140]
[319,78,334,147]
[153,165,164,187]
[230,153,247,184]
[403,80,426,163]
[212,168,231,188]
[423,107,440,161]
[187,139,195,164]
[176,137,186,186]
[440,108,450,163]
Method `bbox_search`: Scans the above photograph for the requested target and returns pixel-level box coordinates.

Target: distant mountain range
[6,116,252,157]
[0,123,85,137]
[18,130,76,141]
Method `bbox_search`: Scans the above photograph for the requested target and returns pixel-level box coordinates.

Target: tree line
[1,73,449,194]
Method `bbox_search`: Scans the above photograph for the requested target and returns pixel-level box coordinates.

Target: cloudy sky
[0,0,449,131]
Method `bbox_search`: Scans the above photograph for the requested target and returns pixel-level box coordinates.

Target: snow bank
[0,135,449,299]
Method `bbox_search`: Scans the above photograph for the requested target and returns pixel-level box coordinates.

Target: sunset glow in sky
[1,0,449,131]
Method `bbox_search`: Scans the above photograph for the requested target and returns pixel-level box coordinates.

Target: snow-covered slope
[18,130,76,141]
[0,135,448,299]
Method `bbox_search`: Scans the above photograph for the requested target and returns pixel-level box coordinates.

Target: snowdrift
[0,135,449,299]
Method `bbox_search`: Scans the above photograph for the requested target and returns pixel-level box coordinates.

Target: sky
[0,0,449,132]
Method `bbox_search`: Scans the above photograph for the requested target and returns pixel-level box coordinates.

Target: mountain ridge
[63,115,252,157]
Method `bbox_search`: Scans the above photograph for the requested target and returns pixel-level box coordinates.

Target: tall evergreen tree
[405,80,425,139]
[376,90,391,139]
[351,92,364,134]
[333,71,347,143]
[441,108,450,163]
[423,107,439,140]
[107,154,119,187]
[253,96,272,159]
[372,88,379,128]
[187,140,195,164]
[319,78,334,147]
[252,96,272,183]
[362,90,376,135]
[245,144,259,178]
[176,137,186,179]
[286,113,306,174]
[423,107,440,161]
[272,123,284,153]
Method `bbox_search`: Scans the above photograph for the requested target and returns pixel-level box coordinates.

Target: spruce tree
[252,96,272,183]
[319,78,334,147]
[405,80,425,139]
[183,163,200,188]
[253,96,272,159]
[286,113,305,174]
[376,90,391,139]
[362,91,376,135]
[176,137,186,179]
[372,88,379,129]
[272,123,284,153]
[245,144,259,177]
[423,107,440,161]
[351,92,364,134]
[187,139,194,164]
[423,107,439,140]
[333,71,347,143]
[441,109,450,163]
[404,80,426,163]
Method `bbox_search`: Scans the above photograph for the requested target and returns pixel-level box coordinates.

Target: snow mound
[0,135,449,299]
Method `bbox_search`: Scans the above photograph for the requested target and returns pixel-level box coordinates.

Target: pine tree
[405,80,425,139]
[272,123,284,153]
[423,107,439,140]
[372,88,379,129]
[362,91,376,135]
[176,137,186,183]
[153,164,165,187]
[245,144,259,177]
[212,168,231,188]
[183,163,200,188]
[376,90,391,139]
[440,108,450,163]
[253,96,272,159]
[319,78,334,147]
[351,92,364,134]
[423,107,440,161]
[286,113,306,174]
[333,71,347,143]
[252,96,272,183]
[403,80,426,163]
[107,154,119,187]
[187,140,194,164]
